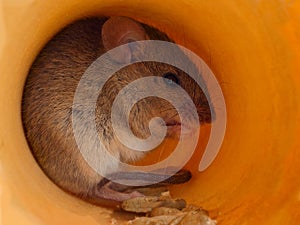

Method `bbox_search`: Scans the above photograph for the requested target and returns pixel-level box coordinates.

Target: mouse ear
[102,17,149,63]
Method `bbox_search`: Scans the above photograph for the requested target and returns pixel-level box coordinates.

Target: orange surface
[1,0,300,224]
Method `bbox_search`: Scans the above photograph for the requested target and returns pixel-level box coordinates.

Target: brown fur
[22,17,212,204]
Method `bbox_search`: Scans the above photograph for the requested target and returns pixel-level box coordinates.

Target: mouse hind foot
[87,180,144,203]
[84,169,191,204]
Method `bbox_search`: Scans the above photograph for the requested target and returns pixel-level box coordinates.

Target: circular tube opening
[1,1,299,224]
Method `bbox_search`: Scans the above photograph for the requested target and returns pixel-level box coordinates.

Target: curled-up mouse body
[22,16,213,205]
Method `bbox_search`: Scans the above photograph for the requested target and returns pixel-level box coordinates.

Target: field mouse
[22,17,212,204]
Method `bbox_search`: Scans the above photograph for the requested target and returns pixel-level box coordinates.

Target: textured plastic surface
[0,0,300,224]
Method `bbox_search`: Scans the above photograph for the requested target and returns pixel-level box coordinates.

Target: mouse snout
[166,96,213,137]
[102,92,212,143]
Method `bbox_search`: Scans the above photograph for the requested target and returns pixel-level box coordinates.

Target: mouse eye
[163,72,180,86]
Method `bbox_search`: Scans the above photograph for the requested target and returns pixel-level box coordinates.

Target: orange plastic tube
[0,0,300,224]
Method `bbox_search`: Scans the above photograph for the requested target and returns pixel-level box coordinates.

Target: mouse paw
[94,180,144,202]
